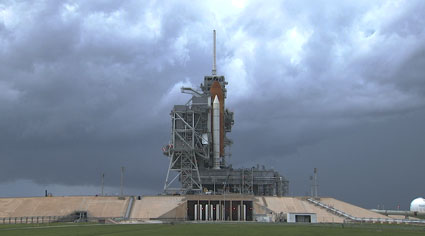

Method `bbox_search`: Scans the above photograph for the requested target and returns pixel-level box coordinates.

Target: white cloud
[277,27,313,65]
[0,4,15,28]
[157,78,195,114]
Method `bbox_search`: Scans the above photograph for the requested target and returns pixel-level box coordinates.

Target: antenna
[212,29,217,76]
[313,168,318,198]
[120,167,124,198]
[101,173,104,196]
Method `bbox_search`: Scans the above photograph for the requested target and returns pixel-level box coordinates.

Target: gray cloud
[0,0,424,209]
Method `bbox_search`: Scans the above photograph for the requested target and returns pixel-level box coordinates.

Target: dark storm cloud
[0,0,209,190]
[0,0,424,209]
[223,1,425,161]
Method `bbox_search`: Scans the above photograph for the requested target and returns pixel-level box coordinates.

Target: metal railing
[306,198,425,224]
[0,216,186,225]
[1,216,77,224]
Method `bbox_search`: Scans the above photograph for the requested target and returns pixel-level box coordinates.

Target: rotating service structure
[162,30,288,196]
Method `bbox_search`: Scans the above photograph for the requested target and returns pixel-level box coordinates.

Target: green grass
[0,223,424,236]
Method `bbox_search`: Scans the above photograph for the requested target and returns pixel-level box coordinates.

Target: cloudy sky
[0,0,424,210]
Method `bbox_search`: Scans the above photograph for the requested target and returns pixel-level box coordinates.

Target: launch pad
[1,30,423,226]
[162,30,288,196]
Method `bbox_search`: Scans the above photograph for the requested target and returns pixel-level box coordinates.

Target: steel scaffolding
[163,104,209,194]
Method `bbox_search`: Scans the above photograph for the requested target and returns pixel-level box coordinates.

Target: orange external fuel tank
[210,81,225,157]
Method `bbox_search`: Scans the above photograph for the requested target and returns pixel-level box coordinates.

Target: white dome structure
[410,198,425,212]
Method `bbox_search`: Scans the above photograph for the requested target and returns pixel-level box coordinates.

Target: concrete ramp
[256,197,345,223]
[318,198,391,219]
[0,196,129,218]
[130,196,185,220]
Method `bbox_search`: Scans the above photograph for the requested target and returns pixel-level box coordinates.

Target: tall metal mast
[101,173,104,196]
[313,168,318,198]
[212,29,217,76]
[120,167,124,197]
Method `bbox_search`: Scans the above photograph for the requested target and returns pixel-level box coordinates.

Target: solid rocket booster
[212,96,220,169]
[212,95,220,169]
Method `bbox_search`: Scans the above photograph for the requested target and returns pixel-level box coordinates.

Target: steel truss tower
[163,101,210,194]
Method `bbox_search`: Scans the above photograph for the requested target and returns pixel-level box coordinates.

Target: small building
[287,213,317,223]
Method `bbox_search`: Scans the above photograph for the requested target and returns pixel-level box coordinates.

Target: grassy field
[0,222,424,236]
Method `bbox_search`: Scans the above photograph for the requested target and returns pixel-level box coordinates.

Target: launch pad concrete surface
[257,197,345,223]
[0,196,129,218]
[318,198,391,219]
[0,195,398,223]
[130,196,185,219]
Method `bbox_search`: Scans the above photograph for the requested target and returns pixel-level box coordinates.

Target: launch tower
[163,30,288,196]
